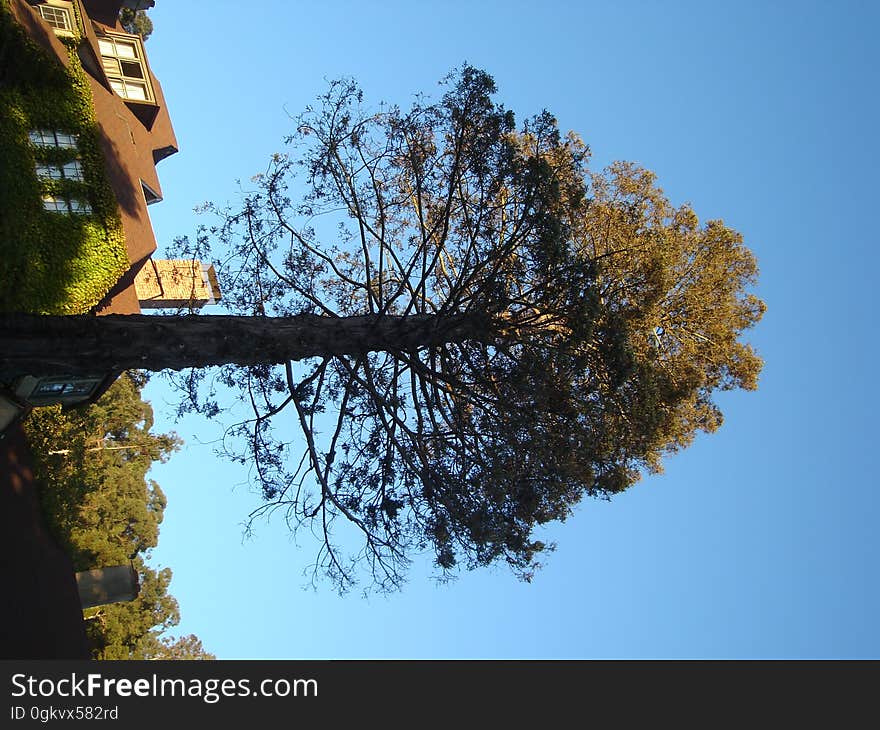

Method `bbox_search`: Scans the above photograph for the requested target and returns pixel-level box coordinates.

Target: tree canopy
[26,372,177,565]
[162,66,764,591]
[118,8,152,41]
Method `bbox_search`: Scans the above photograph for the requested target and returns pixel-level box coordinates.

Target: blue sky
[141,1,879,658]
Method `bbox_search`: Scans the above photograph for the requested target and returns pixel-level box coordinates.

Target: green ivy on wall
[0,0,129,314]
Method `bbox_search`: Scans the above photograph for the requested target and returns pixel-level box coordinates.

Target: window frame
[35,1,77,38]
[29,129,91,215]
[41,194,93,215]
[98,31,155,103]
[26,377,102,404]
[28,129,78,149]
[35,159,85,182]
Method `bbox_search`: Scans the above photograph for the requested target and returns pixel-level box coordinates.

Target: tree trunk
[0,312,493,376]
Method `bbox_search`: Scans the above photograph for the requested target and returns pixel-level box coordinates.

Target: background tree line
[24,372,213,660]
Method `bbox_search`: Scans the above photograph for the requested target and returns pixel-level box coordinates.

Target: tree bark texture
[0,313,493,376]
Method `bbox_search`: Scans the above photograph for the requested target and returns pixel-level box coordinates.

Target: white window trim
[36,1,77,38]
[98,31,155,103]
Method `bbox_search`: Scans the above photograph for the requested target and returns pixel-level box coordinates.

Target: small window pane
[35,163,63,179]
[102,57,121,74]
[98,39,115,55]
[42,195,66,212]
[109,79,126,96]
[29,129,54,146]
[69,199,92,214]
[63,160,84,181]
[55,132,78,148]
[123,81,147,101]
[120,60,145,79]
[115,41,137,59]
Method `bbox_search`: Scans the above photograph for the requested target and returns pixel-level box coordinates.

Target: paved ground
[0,423,89,658]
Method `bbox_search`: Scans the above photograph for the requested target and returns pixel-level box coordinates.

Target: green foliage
[23,373,207,659]
[150,634,217,660]
[576,161,765,469]
[26,372,179,568]
[119,8,153,40]
[0,2,129,314]
[84,562,180,660]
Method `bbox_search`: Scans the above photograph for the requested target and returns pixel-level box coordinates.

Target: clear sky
[141,0,879,658]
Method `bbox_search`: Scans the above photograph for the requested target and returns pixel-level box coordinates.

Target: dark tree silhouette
[0,67,764,591]
[118,8,152,41]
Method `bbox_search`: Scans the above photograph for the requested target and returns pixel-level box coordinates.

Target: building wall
[6,0,177,316]
[77,0,178,313]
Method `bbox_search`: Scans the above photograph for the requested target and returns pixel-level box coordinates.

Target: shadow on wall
[98,119,144,222]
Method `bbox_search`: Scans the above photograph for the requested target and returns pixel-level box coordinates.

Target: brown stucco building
[10,0,177,316]
[2,0,217,419]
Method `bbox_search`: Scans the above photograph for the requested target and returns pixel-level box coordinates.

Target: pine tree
[5,67,764,591]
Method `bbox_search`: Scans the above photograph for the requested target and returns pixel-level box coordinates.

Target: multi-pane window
[41,195,92,214]
[33,379,98,397]
[41,195,68,213]
[28,129,77,148]
[35,160,85,182]
[30,129,90,215]
[37,3,73,33]
[98,34,153,102]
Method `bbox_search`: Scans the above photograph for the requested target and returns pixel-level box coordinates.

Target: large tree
[1,67,764,591]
